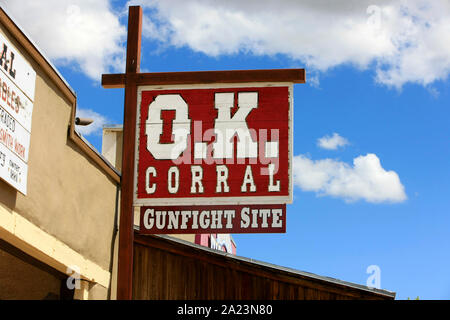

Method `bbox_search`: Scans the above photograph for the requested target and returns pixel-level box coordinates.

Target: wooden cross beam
[102,5,305,300]
[102,68,306,88]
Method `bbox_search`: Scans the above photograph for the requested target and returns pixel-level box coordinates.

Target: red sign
[133,84,293,208]
[139,204,286,234]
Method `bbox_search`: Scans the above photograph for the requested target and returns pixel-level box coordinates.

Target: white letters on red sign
[135,84,292,206]
[211,92,258,159]
[146,94,191,160]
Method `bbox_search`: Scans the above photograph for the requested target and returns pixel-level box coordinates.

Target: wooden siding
[132,235,393,300]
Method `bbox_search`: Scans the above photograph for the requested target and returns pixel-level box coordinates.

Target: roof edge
[135,232,396,299]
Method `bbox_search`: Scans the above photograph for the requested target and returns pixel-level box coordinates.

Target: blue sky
[2,0,449,299]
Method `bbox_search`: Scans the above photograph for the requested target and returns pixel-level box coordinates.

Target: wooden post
[116,5,142,300]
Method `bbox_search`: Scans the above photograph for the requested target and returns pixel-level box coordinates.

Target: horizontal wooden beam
[102,68,305,88]
[102,73,126,89]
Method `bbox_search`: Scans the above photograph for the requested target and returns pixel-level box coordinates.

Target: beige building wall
[0,9,119,299]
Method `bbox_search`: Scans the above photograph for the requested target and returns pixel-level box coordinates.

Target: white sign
[0,33,36,101]
[210,234,233,253]
[0,64,34,131]
[0,105,31,162]
[0,145,28,192]
[0,31,36,194]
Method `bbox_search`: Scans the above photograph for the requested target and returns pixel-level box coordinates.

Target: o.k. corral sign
[135,84,294,234]
[102,5,305,299]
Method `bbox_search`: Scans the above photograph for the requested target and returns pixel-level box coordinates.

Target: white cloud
[293,153,407,203]
[137,0,450,89]
[75,108,108,136]
[3,1,449,88]
[317,133,349,150]
[0,0,126,80]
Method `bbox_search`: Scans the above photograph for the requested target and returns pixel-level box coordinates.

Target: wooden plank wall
[132,236,393,300]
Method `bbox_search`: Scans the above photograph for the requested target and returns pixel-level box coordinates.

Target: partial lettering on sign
[0,31,36,195]
[0,143,28,193]
[0,65,34,132]
[134,83,293,206]
[0,32,36,101]
[210,234,233,253]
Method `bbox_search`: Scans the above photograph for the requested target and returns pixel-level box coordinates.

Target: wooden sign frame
[102,5,305,300]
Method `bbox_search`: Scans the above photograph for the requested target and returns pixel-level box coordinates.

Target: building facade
[0,7,120,300]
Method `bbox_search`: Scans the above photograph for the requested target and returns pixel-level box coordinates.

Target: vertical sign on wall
[0,32,36,195]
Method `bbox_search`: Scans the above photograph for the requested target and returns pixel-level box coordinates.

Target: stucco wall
[0,24,118,274]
